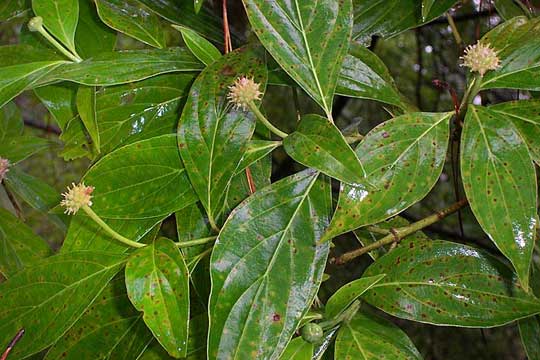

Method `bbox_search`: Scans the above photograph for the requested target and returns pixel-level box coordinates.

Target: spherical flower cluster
[28,16,44,32]
[0,157,10,182]
[227,76,262,110]
[61,182,94,215]
[460,41,501,77]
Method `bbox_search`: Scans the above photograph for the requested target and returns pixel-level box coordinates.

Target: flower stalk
[28,17,82,63]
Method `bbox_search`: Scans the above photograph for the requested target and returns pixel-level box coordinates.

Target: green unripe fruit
[300,323,324,343]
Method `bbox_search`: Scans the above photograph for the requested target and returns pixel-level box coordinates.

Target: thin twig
[330,199,469,265]
[1,329,24,360]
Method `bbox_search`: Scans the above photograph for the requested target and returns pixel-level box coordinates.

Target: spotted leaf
[125,238,190,358]
[461,105,537,288]
[208,170,331,360]
[362,240,540,327]
[323,112,452,241]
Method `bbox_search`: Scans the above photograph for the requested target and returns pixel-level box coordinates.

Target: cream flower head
[0,157,9,182]
[61,182,94,215]
[460,41,501,77]
[227,76,262,110]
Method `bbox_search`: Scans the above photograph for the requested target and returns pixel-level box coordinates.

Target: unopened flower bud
[28,16,44,32]
[0,157,10,182]
[460,41,501,77]
[227,76,263,110]
[61,182,94,215]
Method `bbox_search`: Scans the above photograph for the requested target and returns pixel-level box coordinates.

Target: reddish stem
[1,329,24,360]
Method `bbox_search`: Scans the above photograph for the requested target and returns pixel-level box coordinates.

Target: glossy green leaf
[335,311,422,360]
[208,170,331,359]
[519,316,540,360]
[493,0,526,20]
[75,0,116,59]
[461,105,537,288]
[61,215,162,253]
[138,0,224,44]
[362,240,540,327]
[0,208,51,278]
[96,73,194,155]
[194,0,204,14]
[32,0,79,54]
[236,139,280,174]
[60,116,96,160]
[486,100,540,165]
[284,114,366,184]
[243,0,352,117]
[178,46,266,227]
[324,112,452,241]
[336,43,410,109]
[325,274,386,319]
[481,17,540,91]
[0,0,30,21]
[352,0,457,44]
[39,48,203,87]
[0,45,67,108]
[83,134,197,220]
[0,102,22,140]
[0,135,51,164]
[281,337,313,360]
[76,86,100,152]
[44,276,153,360]
[0,251,126,359]
[126,238,190,358]
[173,25,222,66]
[95,0,166,49]
[34,82,77,129]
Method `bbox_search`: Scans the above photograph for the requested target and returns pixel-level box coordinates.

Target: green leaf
[325,274,386,319]
[44,276,154,360]
[75,0,116,59]
[519,316,540,360]
[137,0,224,44]
[281,337,313,360]
[34,83,77,129]
[335,311,422,360]
[173,25,222,66]
[0,208,51,278]
[208,170,331,359]
[0,135,51,164]
[0,102,22,141]
[481,17,540,91]
[352,0,457,44]
[126,238,190,358]
[336,43,410,109]
[178,45,267,227]
[32,0,79,54]
[83,134,197,220]
[422,0,436,21]
[486,100,540,166]
[39,48,203,87]
[96,73,194,155]
[60,116,95,160]
[0,45,67,108]
[323,112,452,241]
[461,105,537,288]
[0,251,126,359]
[76,86,100,152]
[362,240,540,327]
[3,166,65,229]
[284,114,366,184]
[242,0,352,117]
[95,0,166,49]
[493,0,526,20]
[236,139,280,174]
[61,215,162,253]
[0,0,30,21]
